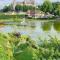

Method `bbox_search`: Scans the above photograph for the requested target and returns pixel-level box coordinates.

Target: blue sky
[0,0,60,9]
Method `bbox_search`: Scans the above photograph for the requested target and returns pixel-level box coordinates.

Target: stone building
[12,0,35,10]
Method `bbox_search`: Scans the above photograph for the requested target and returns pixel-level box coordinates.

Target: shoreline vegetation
[0,32,60,60]
[0,14,59,23]
[0,0,60,60]
[0,0,59,22]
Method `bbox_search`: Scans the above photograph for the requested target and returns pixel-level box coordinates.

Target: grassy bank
[0,33,60,60]
[0,14,25,22]
[0,14,59,22]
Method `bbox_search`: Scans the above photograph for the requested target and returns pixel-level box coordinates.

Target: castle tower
[24,0,35,6]
[30,0,35,5]
[12,0,16,11]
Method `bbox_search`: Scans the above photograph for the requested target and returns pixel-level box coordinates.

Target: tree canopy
[40,0,53,13]
[38,0,60,16]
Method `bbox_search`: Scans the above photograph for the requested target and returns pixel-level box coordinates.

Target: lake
[0,20,60,41]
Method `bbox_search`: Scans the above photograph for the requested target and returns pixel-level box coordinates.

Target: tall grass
[0,33,60,60]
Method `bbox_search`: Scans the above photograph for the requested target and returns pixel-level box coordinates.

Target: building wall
[16,0,35,6]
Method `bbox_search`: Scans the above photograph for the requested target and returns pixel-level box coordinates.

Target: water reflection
[0,20,60,40]
[54,21,60,32]
[42,22,52,31]
[0,25,14,33]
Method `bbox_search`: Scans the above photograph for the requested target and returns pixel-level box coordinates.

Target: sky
[0,0,60,9]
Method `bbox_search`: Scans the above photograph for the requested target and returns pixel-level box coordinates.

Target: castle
[12,0,35,10]
[16,0,35,6]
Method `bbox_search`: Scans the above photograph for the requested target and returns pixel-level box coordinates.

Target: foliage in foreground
[0,33,60,60]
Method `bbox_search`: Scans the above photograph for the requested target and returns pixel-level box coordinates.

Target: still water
[0,20,60,41]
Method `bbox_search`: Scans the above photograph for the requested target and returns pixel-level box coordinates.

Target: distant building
[27,10,35,17]
[12,0,35,11]
[12,0,16,11]
[16,0,35,6]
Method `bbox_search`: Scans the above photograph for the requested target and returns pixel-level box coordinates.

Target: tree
[15,5,35,12]
[52,2,60,16]
[40,0,53,13]
[3,5,12,12]
[15,5,23,12]
[55,5,60,16]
